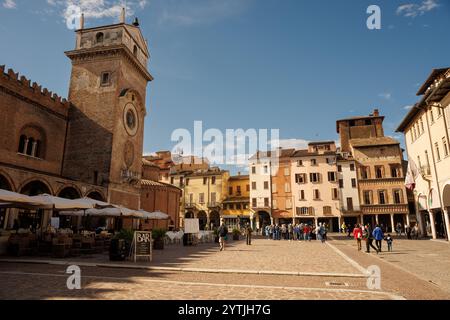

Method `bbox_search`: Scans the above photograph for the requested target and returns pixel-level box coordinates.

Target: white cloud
[379,92,392,100]
[44,0,148,21]
[269,138,309,150]
[403,105,414,110]
[2,0,16,9]
[158,0,252,27]
[397,0,440,18]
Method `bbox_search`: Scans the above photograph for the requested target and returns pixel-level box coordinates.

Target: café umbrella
[0,189,50,208]
[28,194,94,210]
[142,211,169,220]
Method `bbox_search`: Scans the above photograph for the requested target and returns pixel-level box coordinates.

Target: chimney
[80,13,85,29]
[120,7,126,24]
[373,108,380,117]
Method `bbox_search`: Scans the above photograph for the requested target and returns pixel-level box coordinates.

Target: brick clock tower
[63,11,153,210]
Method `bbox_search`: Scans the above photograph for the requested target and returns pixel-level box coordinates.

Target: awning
[29,194,94,210]
[0,189,51,208]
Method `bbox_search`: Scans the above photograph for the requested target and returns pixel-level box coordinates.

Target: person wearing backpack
[372,225,384,252]
[364,224,379,254]
[217,220,228,251]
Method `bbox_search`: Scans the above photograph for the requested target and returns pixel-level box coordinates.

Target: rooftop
[350,137,400,148]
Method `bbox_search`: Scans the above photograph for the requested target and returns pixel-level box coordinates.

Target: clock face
[123,103,139,136]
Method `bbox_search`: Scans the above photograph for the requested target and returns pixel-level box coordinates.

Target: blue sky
[1,0,449,173]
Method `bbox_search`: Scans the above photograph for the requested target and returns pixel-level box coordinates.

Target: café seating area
[4,228,113,258]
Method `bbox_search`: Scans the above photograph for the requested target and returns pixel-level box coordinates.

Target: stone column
[338,217,342,233]
[443,208,450,242]
[360,214,364,226]
[206,211,211,230]
[375,214,379,225]
[23,138,29,154]
[429,210,437,240]
[314,217,318,227]
[406,214,411,227]
[31,141,37,157]
[390,213,395,233]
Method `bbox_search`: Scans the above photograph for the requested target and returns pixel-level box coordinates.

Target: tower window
[18,135,27,154]
[133,45,138,57]
[96,32,104,44]
[101,72,110,86]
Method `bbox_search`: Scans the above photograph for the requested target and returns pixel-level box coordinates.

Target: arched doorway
[86,191,105,201]
[210,211,220,229]
[0,174,12,229]
[58,187,82,229]
[58,187,81,200]
[185,211,194,219]
[257,211,271,232]
[442,184,450,241]
[197,211,207,231]
[20,180,51,196]
[19,180,51,230]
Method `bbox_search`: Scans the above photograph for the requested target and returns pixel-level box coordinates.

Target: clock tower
[62,11,153,209]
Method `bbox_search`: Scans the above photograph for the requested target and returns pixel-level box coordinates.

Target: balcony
[208,202,222,209]
[184,202,198,210]
[340,206,362,214]
[361,204,409,214]
[295,207,315,217]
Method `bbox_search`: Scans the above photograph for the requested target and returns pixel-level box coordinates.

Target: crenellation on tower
[0,65,70,115]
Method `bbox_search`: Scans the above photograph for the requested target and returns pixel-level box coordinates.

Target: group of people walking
[352,224,393,253]
[264,223,329,243]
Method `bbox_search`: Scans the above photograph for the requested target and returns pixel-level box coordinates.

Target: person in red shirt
[353,224,363,251]
[303,225,311,241]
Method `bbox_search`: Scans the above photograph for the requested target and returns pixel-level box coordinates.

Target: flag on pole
[405,157,419,191]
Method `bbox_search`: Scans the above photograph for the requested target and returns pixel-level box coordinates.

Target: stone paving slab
[328,236,450,300]
[0,268,399,300]
[0,238,364,277]
[330,235,450,294]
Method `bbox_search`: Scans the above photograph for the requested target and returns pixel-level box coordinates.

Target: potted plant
[152,228,166,250]
[232,228,241,241]
[110,229,133,261]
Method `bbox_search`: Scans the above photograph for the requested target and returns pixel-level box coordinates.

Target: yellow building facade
[222,175,251,230]
[171,167,229,230]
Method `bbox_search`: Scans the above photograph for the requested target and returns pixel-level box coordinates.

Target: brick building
[337,109,412,231]
[0,15,181,231]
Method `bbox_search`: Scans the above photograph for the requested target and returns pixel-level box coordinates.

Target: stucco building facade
[397,68,450,240]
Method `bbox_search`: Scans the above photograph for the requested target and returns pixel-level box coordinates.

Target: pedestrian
[413,224,419,240]
[341,222,347,234]
[372,224,384,252]
[347,224,352,238]
[316,223,322,242]
[303,224,311,241]
[385,234,393,252]
[363,224,379,254]
[353,224,363,251]
[396,222,402,237]
[245,223,252,245]
[288,224,293,241]
[217,220,228,252]
[322,223,328,242]
[405,224,412,240]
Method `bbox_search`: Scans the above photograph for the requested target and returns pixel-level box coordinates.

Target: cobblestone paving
[1,236,449,300]
[0,264,394,300]
[0,238,362,275]
[328,235,450,300]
